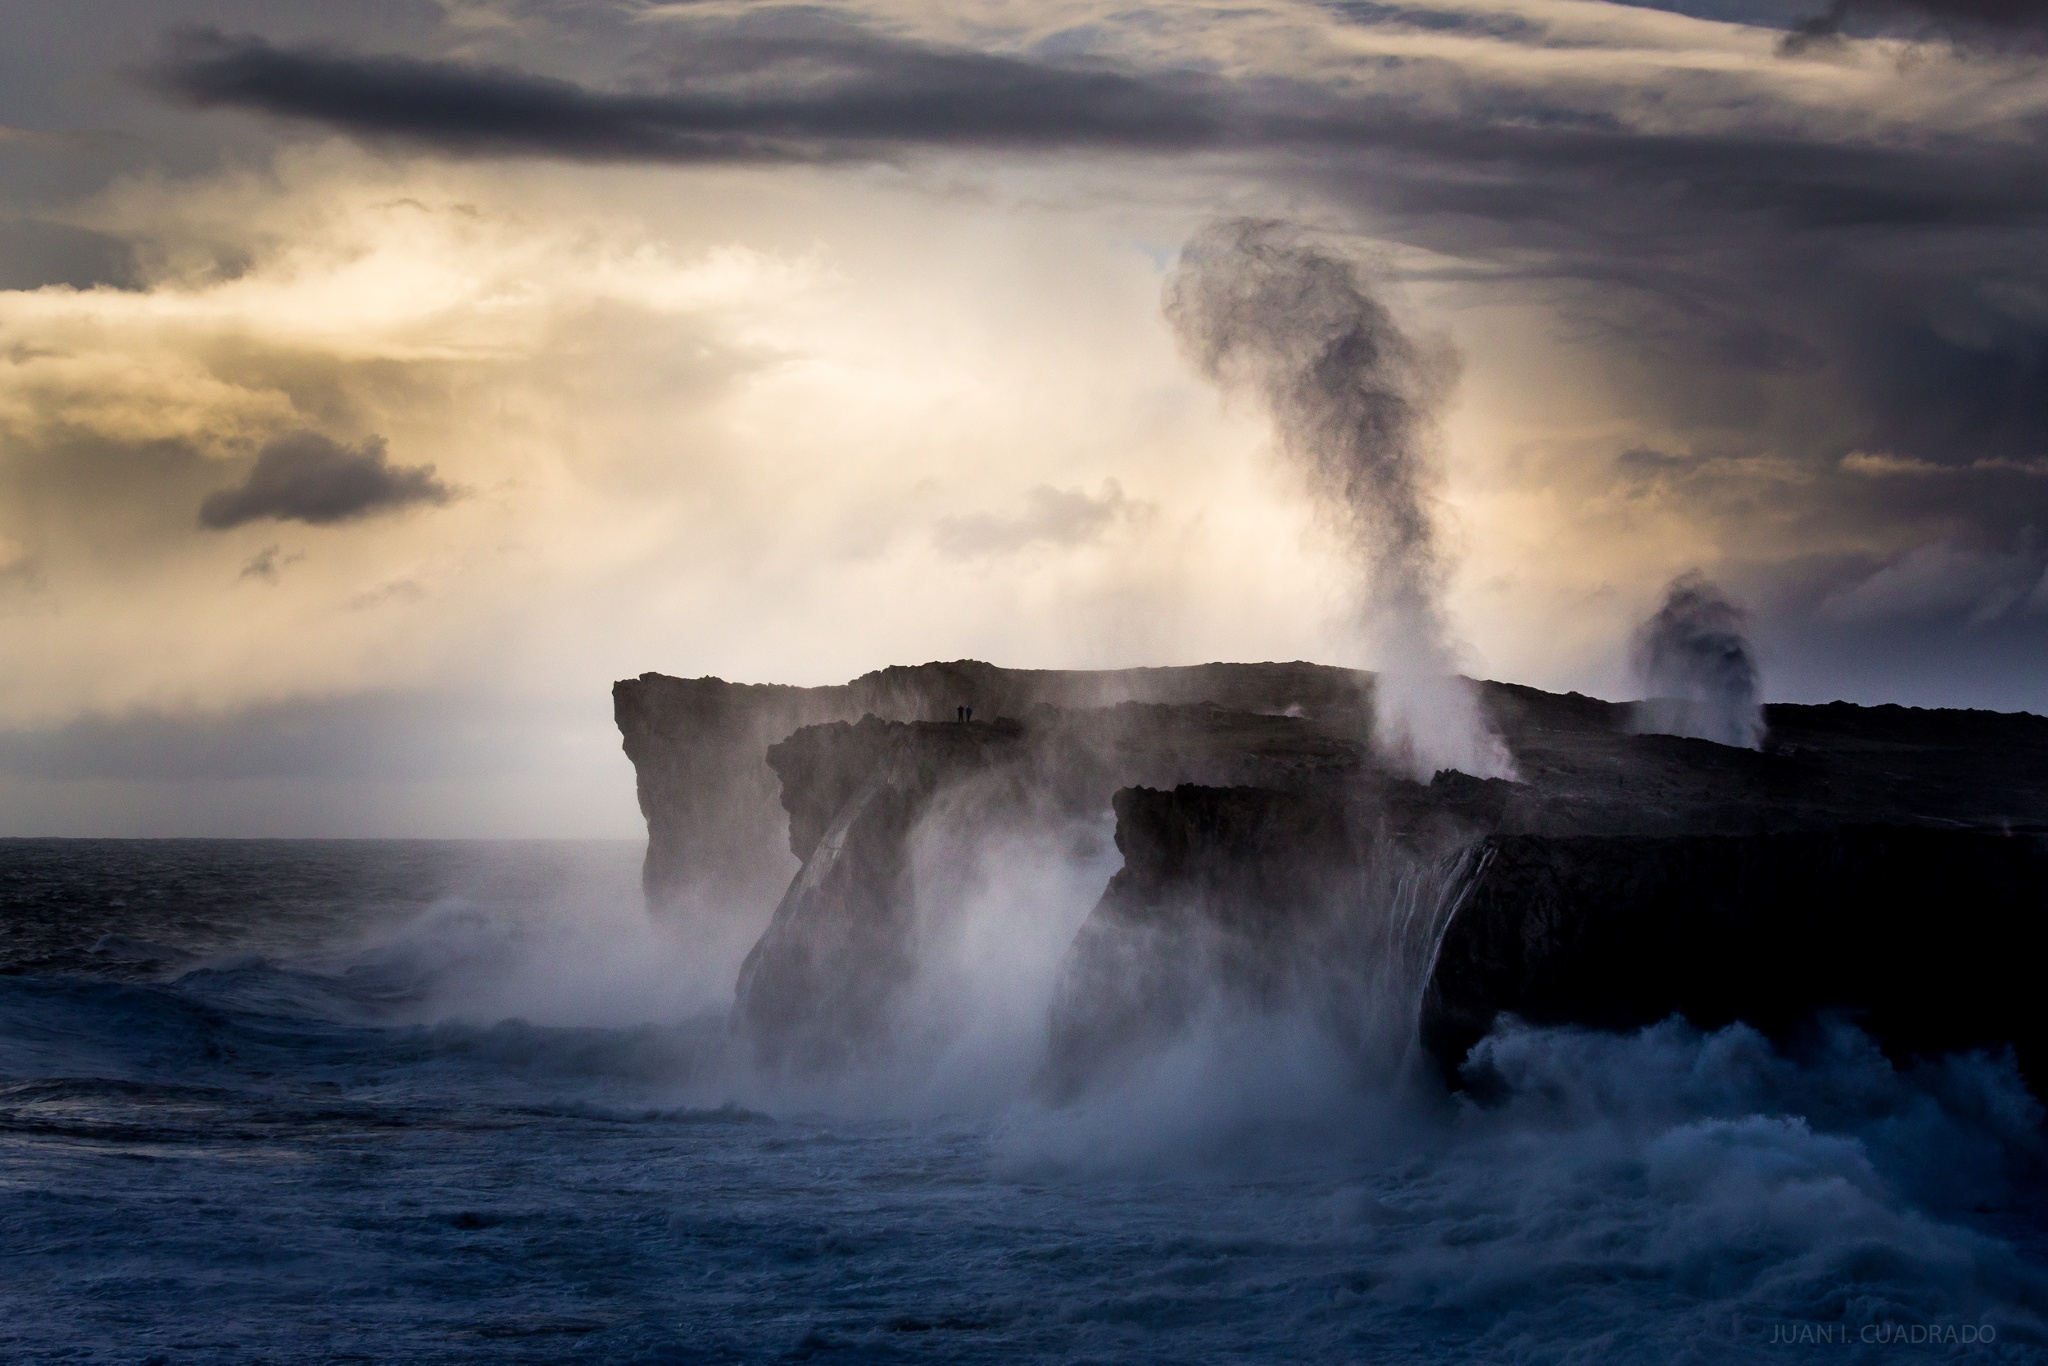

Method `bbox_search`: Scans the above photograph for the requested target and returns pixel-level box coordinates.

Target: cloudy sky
[2,0,2044,835]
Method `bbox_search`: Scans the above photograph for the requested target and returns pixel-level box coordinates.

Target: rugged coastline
[614,662,2048,1095]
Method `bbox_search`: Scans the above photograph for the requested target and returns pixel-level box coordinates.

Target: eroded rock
[616,659,2048,1097]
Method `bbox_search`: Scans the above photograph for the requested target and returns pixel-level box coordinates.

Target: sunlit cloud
[1,0,2045,830]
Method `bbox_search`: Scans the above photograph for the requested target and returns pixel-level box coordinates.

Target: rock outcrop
[613,661,1370,925]
[727,699,1380,1069]
[1055,786,2048,1097]
[1425,827,2048,1095]
[616,660,2048,1096]
[1043,778,1506,1099]
[734,717,1029,1070]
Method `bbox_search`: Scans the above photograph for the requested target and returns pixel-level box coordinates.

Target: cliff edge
[616,661,2048,1095]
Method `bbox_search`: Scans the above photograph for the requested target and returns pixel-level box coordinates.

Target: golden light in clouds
[0,150,1481,734]
[4,0,2042,831]
[0,140,1798,737]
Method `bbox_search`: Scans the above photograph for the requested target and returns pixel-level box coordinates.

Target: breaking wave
[2,839,2043,1361]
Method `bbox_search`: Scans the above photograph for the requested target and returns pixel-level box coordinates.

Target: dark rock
[613,660,1372,925]
[730,702,1387,1069]
[1424,827,2048,1095]
[612,674,850,930]
[735,717,1026,1070]
[616,659,2048,1098]
[1042,781,1496,1099]
[1051,781,2048,1100]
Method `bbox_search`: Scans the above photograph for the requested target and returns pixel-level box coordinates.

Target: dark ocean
[3,839,2045,1364]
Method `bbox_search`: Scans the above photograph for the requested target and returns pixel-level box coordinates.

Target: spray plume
[1163,219,1512,779]
[1630,572,1765,749]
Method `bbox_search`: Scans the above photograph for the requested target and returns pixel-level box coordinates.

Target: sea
[2,838,2044,1364]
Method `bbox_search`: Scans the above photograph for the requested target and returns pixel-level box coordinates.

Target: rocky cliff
[733,716,1030,1070]
[1424,826,2048,1095]
[1042,777,1507,1099]
[613,661,1371,924]
[725,696,1384,1070]
[616,661,2048,1095]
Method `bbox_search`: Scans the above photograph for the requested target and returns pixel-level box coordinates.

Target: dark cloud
[0,219,139,291]
[1738,546,2048,708]
[198,431,454,529]
[1785,0,2048,51]
[238,544,303,582]
[143,23,2048,231]
[1836,308,2048,469]
[145,24,1224,163]
[1817,531,2048,623]
[932,481,1146,558]
[119,6,2048,701]
[137,22,2048,266]
[1292,119,2048,565]
[137,15,2048,564]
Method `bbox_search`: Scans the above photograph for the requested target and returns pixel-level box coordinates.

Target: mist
[81,727,2031,1354]
[317,810,2048,1301]
[1163,220,1512,781]
[1631,573,1767,750]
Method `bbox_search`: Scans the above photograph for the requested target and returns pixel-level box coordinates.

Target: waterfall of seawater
[1295,835,1490,1092]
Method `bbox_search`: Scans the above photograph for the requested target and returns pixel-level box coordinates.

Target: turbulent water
[3,839,2045,1363]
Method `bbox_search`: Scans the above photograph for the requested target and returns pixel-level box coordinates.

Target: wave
[5,876,2047,1360]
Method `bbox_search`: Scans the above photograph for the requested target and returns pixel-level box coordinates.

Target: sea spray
[1037,809,1490,1113]
[1630,572,1766,749]
[11,841,2043,1361]
[1165,220,1513,780]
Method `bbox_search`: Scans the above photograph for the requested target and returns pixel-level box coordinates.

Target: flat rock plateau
[614,661,2048,1096]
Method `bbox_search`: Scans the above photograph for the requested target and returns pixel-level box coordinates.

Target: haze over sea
[4,837,2043,1364]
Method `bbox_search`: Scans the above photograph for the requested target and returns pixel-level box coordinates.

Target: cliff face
[612,675,850,932]
[1425,827,2048,1094]
[1056,788,2048,1097]
[733,718,1030,1070]
[1042,780,1503,1099]
[617,659,2048,1097]
[726,699,1382,1068]
[613,660,1372,925]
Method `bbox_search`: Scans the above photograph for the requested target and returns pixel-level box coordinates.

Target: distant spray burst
[1164,219,1512,779]
[1630,573,1765,749]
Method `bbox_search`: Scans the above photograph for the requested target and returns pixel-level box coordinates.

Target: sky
[1,0,2045,836]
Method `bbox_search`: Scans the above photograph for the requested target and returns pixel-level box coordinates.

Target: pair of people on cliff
[955,705,974,723]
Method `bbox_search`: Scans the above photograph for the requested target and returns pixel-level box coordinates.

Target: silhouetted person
[965,706,973,722]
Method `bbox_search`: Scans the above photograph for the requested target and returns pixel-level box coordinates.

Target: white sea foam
[9,840,2041,1361]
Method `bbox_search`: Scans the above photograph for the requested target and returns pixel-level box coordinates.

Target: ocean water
[3,838,2045,1364]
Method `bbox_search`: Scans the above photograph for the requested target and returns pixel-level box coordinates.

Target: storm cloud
[3,0,2046,843]
[146,24,1226,162]
[139,19,2048,232]
[1786,0,2048,50]
[141,11,2048,483]
[139,14,2048,516]
[198,432,454,529]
